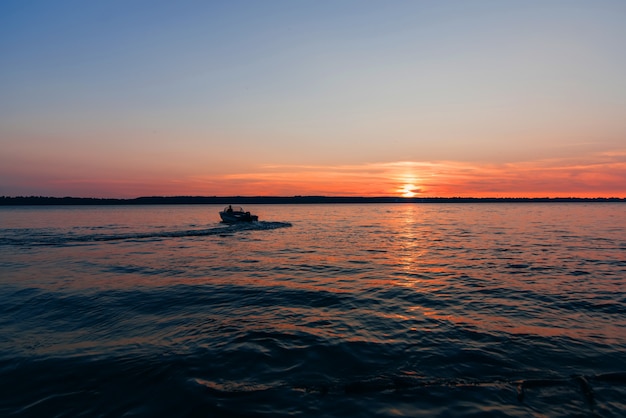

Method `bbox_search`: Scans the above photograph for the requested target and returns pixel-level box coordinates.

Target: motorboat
[219,205,259,223]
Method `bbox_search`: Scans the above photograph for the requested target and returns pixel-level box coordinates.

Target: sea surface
[1,203,625,417]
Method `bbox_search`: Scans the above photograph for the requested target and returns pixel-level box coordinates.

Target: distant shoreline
[1,196,624,205]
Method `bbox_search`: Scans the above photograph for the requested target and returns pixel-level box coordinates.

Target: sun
[400,183,418,198]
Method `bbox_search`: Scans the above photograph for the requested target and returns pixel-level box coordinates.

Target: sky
[1,0,625,198]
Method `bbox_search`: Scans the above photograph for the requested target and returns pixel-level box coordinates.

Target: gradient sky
[2,0,625,198]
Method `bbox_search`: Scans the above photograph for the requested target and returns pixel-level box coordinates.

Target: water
[1,203,625,417]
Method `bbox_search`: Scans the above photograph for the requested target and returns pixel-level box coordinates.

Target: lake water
[1,203,625,417]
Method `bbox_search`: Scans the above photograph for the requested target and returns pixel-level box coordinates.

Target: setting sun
[400,183,419,198]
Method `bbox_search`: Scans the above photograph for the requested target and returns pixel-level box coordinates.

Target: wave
[297,371,626,399]
[0,221,292,247]
[3,351,625,417]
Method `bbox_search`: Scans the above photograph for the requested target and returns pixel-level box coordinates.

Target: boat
[219,205,259,223]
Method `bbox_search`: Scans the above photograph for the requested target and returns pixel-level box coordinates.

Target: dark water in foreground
[1,203,625,417]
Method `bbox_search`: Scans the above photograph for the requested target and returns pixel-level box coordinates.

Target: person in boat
[227,205,233,213]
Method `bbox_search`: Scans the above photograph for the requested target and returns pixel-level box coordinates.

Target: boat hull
[219,211,258,223]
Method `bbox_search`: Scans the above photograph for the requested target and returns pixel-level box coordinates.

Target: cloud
[200,150,626,197]
[3,150,625,198]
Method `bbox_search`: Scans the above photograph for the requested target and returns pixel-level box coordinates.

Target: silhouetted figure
[226,205,233,213]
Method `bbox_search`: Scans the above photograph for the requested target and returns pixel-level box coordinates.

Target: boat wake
[296,371,626,401]
[0,221,292,247]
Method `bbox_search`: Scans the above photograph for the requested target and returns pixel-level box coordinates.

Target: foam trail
[0,221,292,247]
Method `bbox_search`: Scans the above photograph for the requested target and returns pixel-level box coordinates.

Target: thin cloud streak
[3,152,624,199]
[207,151,626,198]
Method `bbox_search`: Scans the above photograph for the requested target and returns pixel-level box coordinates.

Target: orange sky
[6,154,623,199]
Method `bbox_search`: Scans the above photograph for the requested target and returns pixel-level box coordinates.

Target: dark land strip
[1,196,624,205]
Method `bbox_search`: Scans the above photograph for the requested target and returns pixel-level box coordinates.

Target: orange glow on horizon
[4,152,625,199]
